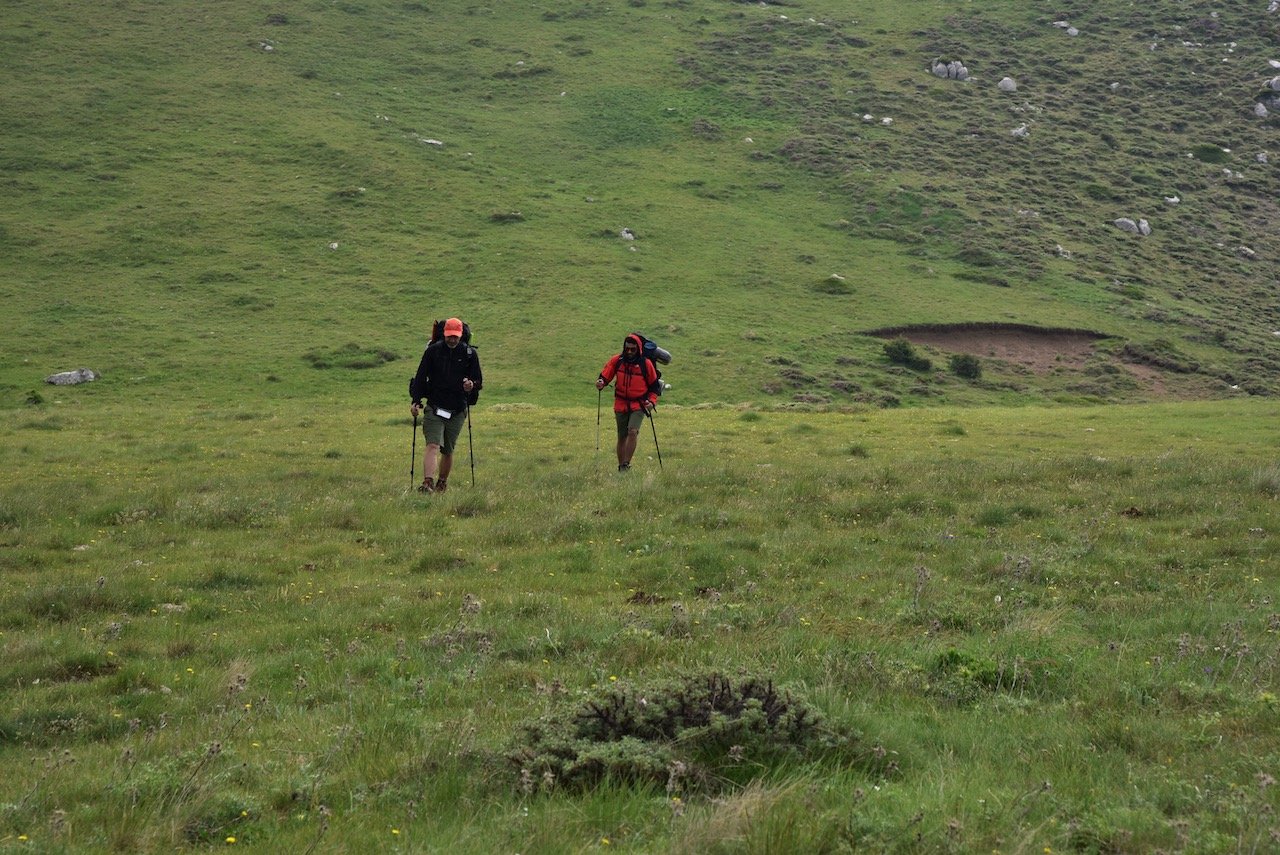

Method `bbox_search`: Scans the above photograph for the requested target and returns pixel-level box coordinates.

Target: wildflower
[226,837,236,844]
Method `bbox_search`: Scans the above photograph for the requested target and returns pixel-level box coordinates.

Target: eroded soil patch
[868,324,1110,375]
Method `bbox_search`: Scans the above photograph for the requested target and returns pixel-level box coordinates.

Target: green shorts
[615,409,645,440]
[422,407,466,455]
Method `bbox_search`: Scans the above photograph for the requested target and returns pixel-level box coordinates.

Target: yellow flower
[392,829,400,835]
[226,836,237,844]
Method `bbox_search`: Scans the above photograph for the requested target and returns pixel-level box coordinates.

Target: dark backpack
[628,332,671,397]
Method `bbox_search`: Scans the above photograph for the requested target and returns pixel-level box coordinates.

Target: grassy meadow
[2,398,1278,851]
[3,0,1280,851]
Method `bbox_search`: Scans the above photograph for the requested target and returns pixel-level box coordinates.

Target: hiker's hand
[596,378,606,390]
[643,401,654,414]
[410,403,422,417]
[462,378,474,393]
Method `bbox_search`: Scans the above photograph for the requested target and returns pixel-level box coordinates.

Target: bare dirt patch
[868,324,1109,375]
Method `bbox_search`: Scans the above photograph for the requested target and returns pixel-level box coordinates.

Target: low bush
[508,671,843,794]
[949,353,982,379]
[883,338,932,371]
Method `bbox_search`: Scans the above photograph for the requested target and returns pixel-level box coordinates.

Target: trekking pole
[647,408,663,470]
[466,406,476,487]
[596,387,602,454]
[411,410,418,487]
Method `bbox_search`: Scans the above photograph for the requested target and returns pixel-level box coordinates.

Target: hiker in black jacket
[409,318,482,493]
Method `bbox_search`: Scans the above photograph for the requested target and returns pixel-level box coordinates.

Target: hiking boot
[434,479,448,494]
[618,463,631,472]
[417,477,435,493]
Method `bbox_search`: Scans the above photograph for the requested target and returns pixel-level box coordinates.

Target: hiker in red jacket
[596,333,660,472]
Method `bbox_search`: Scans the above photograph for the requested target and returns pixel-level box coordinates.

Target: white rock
[881,117,893,125]
[1270,60,1280,69]
[1011,123,1029,138]
[1114,218,1140,234]
[1164,195,1180,204]
[1138,219,1151,236]
[1258,152,1269,163]
[998,77,1017,92]
[1257,103,1271,118]
[862,114,875,122]
[1067,27,1079,36]
[328,242,339,250]
[45,368,98,386]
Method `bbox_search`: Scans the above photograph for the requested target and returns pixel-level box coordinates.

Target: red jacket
[599,334,659,413]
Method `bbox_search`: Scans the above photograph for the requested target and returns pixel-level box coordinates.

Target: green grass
[1,399,1278,850]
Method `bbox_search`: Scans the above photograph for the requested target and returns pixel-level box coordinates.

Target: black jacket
[411,341,482,412]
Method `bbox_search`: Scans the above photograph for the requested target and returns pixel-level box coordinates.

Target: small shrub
[1190,143,1229,164]
[812,275,851,295]
[302,343,399,370]
[883,338,932,371]
[949,353,982,379]
[508,671,844,794]
[954,247,998,267]
[690,118,722,140]
[25,390,44,405]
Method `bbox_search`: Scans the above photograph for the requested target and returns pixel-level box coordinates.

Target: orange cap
[443,318,464,336]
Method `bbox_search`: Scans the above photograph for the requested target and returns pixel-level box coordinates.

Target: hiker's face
[623,342,639,357]
[444,334,461,348]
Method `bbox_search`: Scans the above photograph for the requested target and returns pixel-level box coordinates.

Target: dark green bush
[883,338,932,371]
[949,353,982,379]
[508,671,846,794]
[1190,143,1229,164]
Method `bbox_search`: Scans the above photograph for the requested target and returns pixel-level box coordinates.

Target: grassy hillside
[3,0,1278,409]
[1,399,1278,851]
[2,1,1280,851]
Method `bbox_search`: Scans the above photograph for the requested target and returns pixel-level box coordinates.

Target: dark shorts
[423,407,466,455]
[615,409,645,440]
